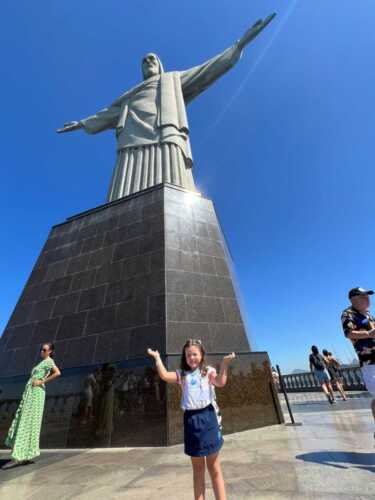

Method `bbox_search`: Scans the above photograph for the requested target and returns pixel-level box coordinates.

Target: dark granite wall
[0,358,167,448]
[0,353,282,448]
[0,184,282,447]
[164,188,250,354]
[0,187,166,377]
[0,184,250,378]
[167,352,283,445]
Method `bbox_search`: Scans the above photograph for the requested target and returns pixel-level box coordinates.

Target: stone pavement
[1,393,374,499]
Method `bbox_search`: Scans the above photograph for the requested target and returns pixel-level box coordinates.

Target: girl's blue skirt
[183,404,223,457]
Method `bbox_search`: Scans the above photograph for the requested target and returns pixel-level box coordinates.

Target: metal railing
[280,365,365,392]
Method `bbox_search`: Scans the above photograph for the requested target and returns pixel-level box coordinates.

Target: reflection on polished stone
[0,353,281,448]
[0,359,166,448]
[167,352,283,445]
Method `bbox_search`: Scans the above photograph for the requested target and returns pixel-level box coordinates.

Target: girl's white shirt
[176,366,217,410]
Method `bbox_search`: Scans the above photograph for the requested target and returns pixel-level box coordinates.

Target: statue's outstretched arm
[57,102,121,135]
[57,121,82,134]
[181,13,276,104]
[237,13,276,51]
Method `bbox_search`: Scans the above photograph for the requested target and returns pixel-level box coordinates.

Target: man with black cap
[341,287,375,430]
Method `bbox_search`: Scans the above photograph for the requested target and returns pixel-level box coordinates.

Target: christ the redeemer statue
[58,14,275,202]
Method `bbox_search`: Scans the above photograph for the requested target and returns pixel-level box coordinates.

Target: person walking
[309,346,336,404]
[2,343,61,469]
[341,287,375,435]
[147,339,235,500]
[271,366,280,390]
[322,350,347,401]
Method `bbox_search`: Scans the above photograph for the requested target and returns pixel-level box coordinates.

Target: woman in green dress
[2,342,61,469]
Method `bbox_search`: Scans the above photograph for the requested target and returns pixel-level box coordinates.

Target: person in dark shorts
[341,287,375,432]
[147,340,235,500]
[322,350,347,401]
[309,346,336,404]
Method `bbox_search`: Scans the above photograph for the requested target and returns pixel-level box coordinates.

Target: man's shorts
[361,364,375,397]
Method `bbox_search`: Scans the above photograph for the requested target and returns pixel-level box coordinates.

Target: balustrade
[279,366,365,392]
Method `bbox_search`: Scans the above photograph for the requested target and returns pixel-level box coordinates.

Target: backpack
[310,353,325,371]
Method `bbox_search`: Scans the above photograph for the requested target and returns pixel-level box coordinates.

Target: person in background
[322,350,347,401]
[309,346,336,404]
[2,343,61,469]
[80,368,101,424]
[341,287,375,437]
[271,366,280,390]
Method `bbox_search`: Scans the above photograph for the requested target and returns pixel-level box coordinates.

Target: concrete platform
[1,393,374,499]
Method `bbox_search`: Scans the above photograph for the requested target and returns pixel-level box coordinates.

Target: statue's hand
[56,121,82,133]
[237,13,276,51]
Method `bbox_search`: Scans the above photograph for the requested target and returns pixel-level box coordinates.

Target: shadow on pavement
[0,451,83,479]
[296,451,375,473]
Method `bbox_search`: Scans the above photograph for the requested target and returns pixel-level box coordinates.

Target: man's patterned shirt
[341,306,375,366]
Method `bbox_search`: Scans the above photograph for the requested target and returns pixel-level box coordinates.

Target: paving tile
[0,397,374,499]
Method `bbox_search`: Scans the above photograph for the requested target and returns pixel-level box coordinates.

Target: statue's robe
[79,44,242,201]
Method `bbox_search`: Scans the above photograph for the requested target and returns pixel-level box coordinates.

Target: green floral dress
[5,357,55,461]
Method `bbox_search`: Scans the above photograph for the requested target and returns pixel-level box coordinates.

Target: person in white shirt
[147,339,235,500]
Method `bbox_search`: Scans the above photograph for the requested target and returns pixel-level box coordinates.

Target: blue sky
[1,0,374,372]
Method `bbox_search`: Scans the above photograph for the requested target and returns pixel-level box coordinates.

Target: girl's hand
[223,352,236,364]
[147,348,160,360]
[32,379,43,387]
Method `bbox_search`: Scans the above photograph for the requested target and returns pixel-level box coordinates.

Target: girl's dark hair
[322,349,329,356]
[311,345,319,355]
[180,339,208,378]
[43,342,55,358]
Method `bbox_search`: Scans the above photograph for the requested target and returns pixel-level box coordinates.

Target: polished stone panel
[0,184,282,447]
[163,187,250,354]
[0,352,281,449]
[0,358,167,449]
[0,187,165,377]
[166,352,282,445]
[0,185,252,374]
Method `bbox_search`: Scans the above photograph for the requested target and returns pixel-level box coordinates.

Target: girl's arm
[32,366,61,387]
[147,349,178,384]
[44,366,61,384]
[212,353,236,388]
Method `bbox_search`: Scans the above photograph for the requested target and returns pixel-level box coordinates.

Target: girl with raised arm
[147,339,235,500]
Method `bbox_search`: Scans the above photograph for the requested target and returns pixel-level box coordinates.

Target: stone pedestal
[0,184,283,447]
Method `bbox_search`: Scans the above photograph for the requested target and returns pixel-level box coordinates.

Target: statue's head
[142,53,164,79]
